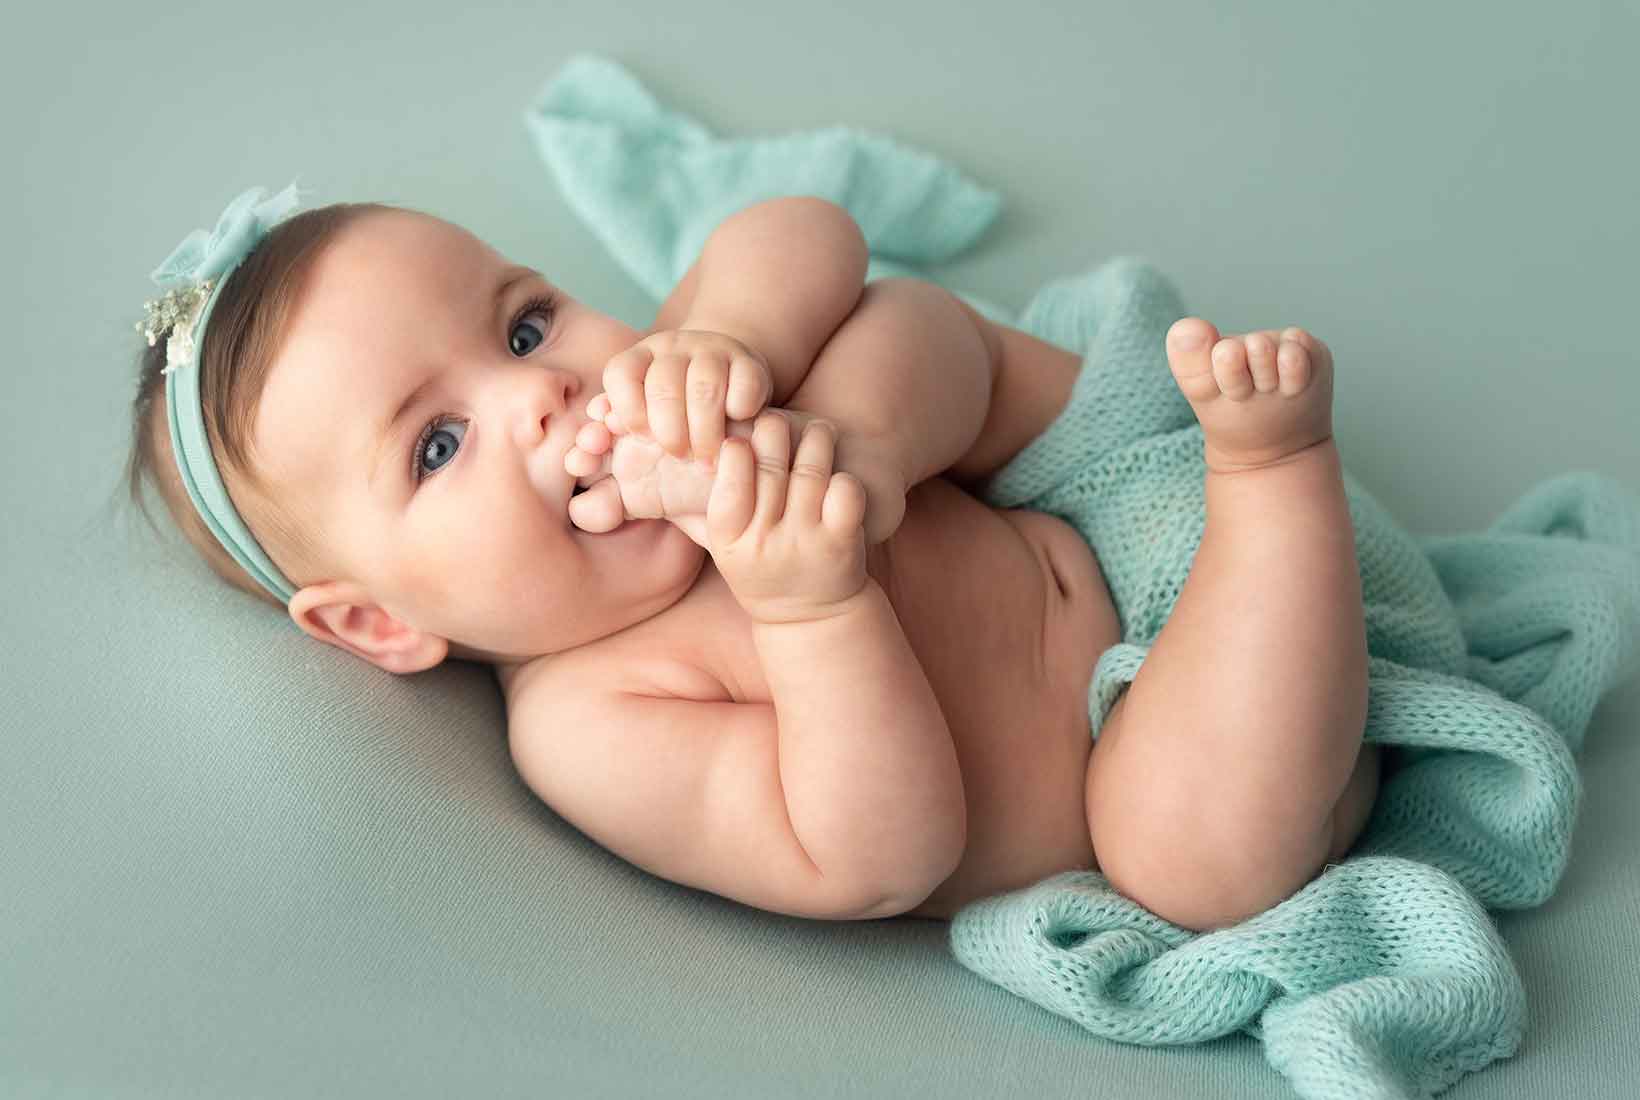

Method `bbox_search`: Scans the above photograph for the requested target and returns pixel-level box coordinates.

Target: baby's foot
[1164,318,1337,473]
[567,397,824,545]
[563,395,738,539]
[567,398,908,546]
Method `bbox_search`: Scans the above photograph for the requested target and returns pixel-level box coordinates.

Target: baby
[130,196,1380,931]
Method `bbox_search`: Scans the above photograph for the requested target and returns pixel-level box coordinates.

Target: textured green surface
[4,2,1637,1096]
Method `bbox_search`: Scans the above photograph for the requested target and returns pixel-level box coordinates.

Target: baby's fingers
[685,353,731,467]
[784,418,835,523]
[602,346,653,438]
[645,352,691,458]
[706,437,755,543]
[724,353,772,421]
[748,410,791,531]
[821,471,867,537]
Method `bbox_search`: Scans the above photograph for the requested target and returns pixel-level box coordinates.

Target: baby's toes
[567,476,625,533]
[1165,317,1223,402]
[1276,336,1314,396]
[1243,332,1282,395]
[1210,337,1256,402]
[575,419,613,455]
[566,422,613,478]
[565,446,597,478]
[584,393,631,437]
[1282,327,1332,378]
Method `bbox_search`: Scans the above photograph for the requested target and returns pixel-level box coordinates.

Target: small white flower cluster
[135,278,216,375]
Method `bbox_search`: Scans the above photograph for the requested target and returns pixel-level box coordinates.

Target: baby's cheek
[396,521,500,606]
[389,542,462,615]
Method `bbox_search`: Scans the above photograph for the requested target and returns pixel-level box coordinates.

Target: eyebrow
[368,264,538,493]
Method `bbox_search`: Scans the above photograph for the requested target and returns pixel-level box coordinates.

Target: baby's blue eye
[508,300,553,356]
[414,417,466,481]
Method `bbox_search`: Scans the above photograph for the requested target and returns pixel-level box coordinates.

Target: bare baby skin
[262,201,1377,929]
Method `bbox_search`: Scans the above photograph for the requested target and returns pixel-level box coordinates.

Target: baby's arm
[663,196,871,409]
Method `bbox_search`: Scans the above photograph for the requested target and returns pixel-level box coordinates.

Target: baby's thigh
[1081,686,1340,931]
[786,277,988,443]
[1326,742,1381,863]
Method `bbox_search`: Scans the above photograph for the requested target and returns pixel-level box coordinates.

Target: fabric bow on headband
[138,181,307,369]
[138,180,309,608]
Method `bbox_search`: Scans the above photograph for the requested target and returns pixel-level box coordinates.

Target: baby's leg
[781,277,997,544]
[573,278,995,547]
[1084,319,1375,933]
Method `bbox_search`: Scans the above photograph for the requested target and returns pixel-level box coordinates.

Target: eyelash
[410,292,558,485]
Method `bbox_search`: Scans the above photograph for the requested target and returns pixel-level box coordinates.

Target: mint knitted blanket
[527,54,1640,1100]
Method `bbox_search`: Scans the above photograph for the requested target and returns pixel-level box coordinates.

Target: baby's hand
[596,329,774,468]
[567,400,911,548]
[707,411,868,624]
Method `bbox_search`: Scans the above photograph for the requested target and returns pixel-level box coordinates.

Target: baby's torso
[515,477,1121,919]
[873,478,1118,917]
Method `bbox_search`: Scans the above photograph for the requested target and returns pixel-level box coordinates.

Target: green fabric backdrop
[4,1,1636,1096]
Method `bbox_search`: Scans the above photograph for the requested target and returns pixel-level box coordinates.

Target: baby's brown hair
[124,200,395,610]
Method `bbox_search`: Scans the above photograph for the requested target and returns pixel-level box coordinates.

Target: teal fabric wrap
[947,259,1640,1099]
[527,54,1640,1100]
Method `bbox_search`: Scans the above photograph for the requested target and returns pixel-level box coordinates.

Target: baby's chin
[573,514,701,559]
[575,514,709,607]
[456,522,705,667]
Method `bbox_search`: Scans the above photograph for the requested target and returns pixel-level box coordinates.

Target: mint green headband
[139,181,308,605]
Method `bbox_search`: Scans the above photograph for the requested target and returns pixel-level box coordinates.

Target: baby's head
[126,201,705,675]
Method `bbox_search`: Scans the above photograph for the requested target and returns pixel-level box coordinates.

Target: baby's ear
[288,581,449,676]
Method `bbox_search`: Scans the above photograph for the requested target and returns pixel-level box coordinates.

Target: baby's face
[255,208,706,669]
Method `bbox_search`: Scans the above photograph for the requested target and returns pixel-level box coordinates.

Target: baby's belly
[658,476,1122,920]
[879,479,1119,920]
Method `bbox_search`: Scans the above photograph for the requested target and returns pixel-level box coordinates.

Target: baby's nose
[521,371,577,437]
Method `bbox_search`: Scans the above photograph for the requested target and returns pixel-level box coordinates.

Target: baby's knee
[1086,692,1350,931]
